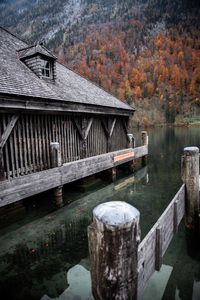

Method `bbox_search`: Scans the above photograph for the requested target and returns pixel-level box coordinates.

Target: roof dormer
[18,43,57,81]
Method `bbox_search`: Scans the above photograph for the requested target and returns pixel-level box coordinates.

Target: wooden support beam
[84,117,93,140]
[0,114,19,150]
[109,118,116,137]
[88,201,140,300]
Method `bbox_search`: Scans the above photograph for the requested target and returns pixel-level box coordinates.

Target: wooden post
[88,201,140,300]
[50,142,63,207]
[50,142,62,168]
[53,185,63,208]
[141,131,148,166]
[109,166,117,182]
[127,133,135,148]
[182,147,200,251]
[141,131,148,146]
[182,147,199,225]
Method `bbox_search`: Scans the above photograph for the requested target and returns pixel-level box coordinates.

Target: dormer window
[41,59,52,78]
[18,43,57,81]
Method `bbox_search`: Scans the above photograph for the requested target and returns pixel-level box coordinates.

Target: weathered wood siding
[137,184,185,299]
[0,113,128,180]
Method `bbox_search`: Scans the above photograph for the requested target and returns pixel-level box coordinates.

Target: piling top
[93,201,140,226]
[184,147,199,155]
[50,142,59,149]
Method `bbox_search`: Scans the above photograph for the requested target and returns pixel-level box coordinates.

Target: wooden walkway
[0,145,148,207]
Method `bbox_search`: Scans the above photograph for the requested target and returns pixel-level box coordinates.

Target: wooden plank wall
[0,113,128,180]
[137,184,185,299]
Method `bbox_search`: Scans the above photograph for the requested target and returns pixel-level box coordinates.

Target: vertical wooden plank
[26,114,32,173]
[17,117,24,176]
[63,115,67,163]
[45,114,50,168]
[73,116,76,160]
[9,124,16,178]
[155,227,162,271]
[69,117,73,161]
[0,117,5,180]
[41,115,47,169]
[13,124,19,177]
[61,115,65,163]
[34,115,39,171]
[2,115,10,179]
[57,115,62,164]
[37,115,43,171]
[30,115,36,172]
[22,115,28,174]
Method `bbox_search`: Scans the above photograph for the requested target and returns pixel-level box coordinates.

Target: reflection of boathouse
[0,27,138,208]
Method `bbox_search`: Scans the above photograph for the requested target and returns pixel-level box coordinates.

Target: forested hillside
[0,0,200,126]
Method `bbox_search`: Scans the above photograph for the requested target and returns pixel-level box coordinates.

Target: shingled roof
[0,27,134,112]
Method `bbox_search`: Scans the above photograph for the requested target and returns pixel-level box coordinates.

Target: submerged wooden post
[182,147,199,225]
[88,201,140,300]
[50,142,63,207]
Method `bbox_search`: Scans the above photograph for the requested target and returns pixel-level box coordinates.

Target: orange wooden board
[114,151,134,163]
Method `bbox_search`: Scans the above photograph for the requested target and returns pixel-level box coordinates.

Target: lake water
[0,127,200,300]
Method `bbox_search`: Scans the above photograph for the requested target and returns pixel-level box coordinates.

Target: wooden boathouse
[0,27,148,208]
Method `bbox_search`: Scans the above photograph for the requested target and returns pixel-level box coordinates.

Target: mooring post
[88,201,140,300]
[127,133,135,172]
[50,142,63,207]
[141,131,148,166]
[127,133,135,148]
[182,147,200,250]
[141,131,148,147]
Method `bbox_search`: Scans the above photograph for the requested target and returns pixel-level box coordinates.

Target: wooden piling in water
[181,147,199,225]
[88,201,140,300]
[181,146,200,249]
[50,142,63,207]
[141,131,148,166]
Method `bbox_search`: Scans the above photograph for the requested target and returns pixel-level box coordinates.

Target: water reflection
[0,127,200,299]
[41,265,92,300]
